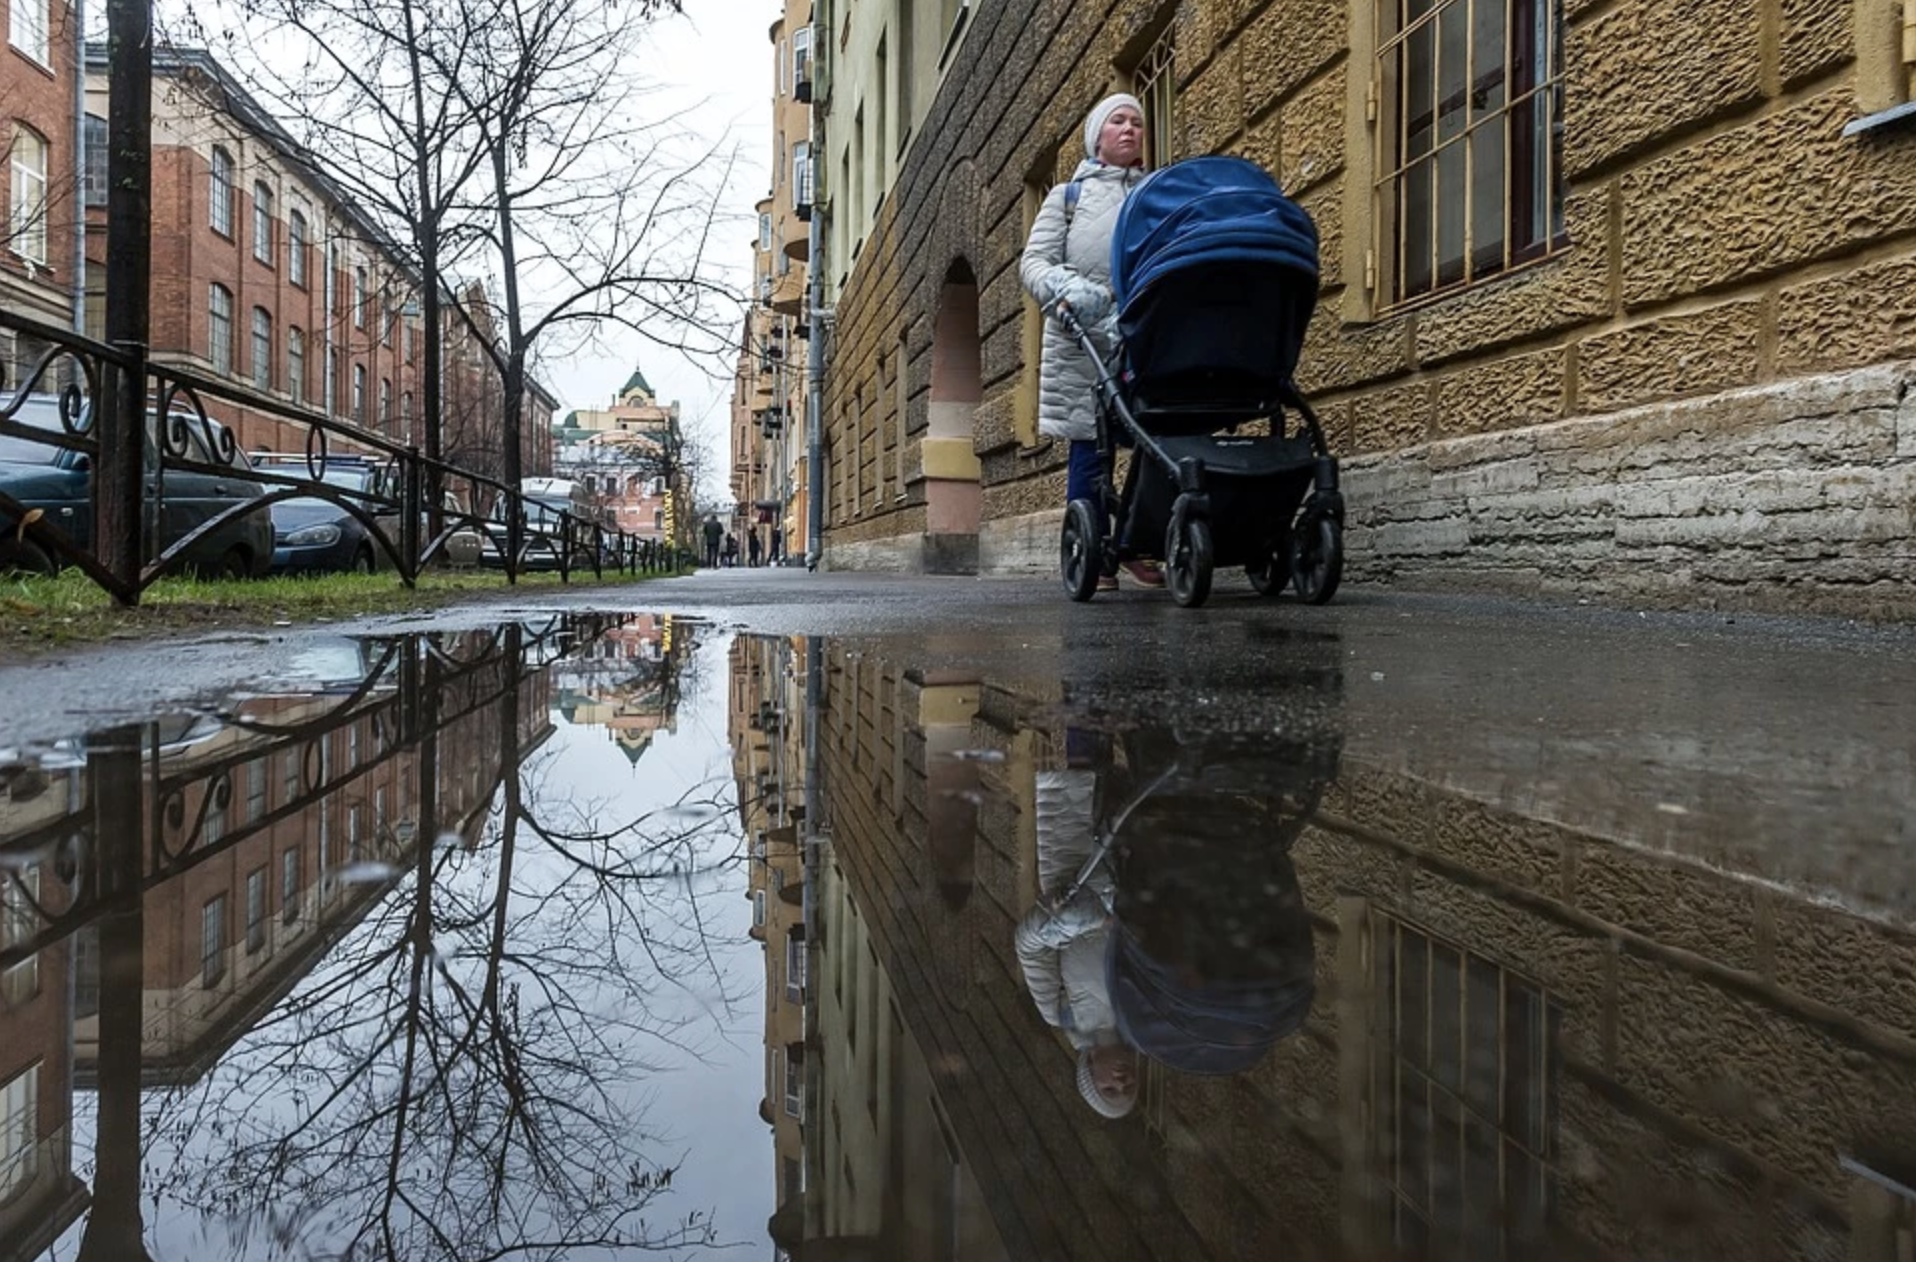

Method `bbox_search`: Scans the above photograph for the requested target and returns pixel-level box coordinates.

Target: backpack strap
[1063,179,1082,224]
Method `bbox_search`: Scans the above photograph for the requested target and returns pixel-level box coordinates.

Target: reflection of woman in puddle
[1015,731,1140,1119]
[1017,726,1326,1117]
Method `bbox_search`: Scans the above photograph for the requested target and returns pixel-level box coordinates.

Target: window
[247,758,268,822]
[83,115,108,208]
[1131,24,1177,170]
[1,866,40,1005]
[289,208,308,285]
[793,141,810,209]
[402,390,412,423]
[252,307,273,390]
[209,146,234,236]
[209,284,234,376]
[288,326,306,405]
[753,889,767,928]
[0,1065,38,1204]
[324,347,338,415]
[281,849,300,924]
[201,895,227,986]
[283,748,300,802]
[758,212,773,253]
[353,266,367,328]
[8,125,46,265]
[403,320,414,364]
[783,1043,803,1118]
[792,26,811,92]
[245,868,267,953]
[1375,916,1557,1259]
[1378,0,1565,304]
[325,241,339,314]
[379,378,391,427]
[253,181,274,264]
[896,5,914,144]
[352,364,366,422]
[779,37,790,96]
[785,931,807,1001]
[8,0,46,60]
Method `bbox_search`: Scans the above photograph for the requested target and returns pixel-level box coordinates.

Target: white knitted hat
[1077,1048,1139,1119]
[1084,93,1145,161]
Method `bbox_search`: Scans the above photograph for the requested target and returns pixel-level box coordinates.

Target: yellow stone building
[808,0,1916,614]
[732,0,818,565]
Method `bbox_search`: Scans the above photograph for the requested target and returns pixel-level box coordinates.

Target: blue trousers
[1066,439,1102,504]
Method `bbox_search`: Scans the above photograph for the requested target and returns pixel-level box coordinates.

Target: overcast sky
[556,4,777,489]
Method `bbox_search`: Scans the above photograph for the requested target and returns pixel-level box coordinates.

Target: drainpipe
[71,2,86,335]
[804,172,826,569]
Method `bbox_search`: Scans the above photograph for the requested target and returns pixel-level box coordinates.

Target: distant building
[0,0,84,385]
[552,365,683,544]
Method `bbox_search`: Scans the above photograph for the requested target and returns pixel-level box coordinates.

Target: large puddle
[2,614,1913,1260]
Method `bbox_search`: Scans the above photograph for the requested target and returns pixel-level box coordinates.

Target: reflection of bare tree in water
[140,623,747,1260]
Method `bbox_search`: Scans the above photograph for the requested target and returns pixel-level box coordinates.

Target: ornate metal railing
[0,613,627,971]
[0,307,679,603]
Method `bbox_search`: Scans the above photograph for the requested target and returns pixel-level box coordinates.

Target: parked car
[0,395,273,578]
[253,455,403,575]
[433,492,484,568]
[481,477,596,571]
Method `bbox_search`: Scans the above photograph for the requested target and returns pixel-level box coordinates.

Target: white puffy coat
[1015,769,1118,1048]
[1018,160,1145,444]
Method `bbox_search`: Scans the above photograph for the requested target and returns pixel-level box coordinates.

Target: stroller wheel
[1247,540,1286,598]
[1165,515,1214,608]
[1290,512,1344,605]
[1061,499,1104,602]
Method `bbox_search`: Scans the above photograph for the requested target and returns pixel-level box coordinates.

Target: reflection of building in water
[0,761,89,1261]
[730,636,1010,1261]
[0,628,561,1258]
[769,641,1916,1262]
[730,637,809,1246]
[552,615,679,762]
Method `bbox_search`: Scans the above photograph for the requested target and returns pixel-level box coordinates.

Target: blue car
[258,458,403,575]
[0,395,274,578]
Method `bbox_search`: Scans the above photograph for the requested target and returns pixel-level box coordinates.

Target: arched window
[209,146,234,235]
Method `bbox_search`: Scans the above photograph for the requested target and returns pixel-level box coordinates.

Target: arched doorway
[924,259,982,573]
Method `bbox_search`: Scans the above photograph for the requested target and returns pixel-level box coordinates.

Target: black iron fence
[0,307,678,603]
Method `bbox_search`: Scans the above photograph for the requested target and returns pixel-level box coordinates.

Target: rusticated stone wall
[800,647,1916,1260]
[819,0,1916,612]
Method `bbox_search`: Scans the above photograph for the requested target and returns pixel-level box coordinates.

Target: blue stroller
[1055,156,1343,609]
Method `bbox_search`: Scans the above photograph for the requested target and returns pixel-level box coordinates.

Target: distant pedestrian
[747,529,763,567]
[769,527,784,564]
[723,532,740,567]
[701,515,723,569]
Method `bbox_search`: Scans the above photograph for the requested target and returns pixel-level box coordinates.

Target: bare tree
[438,0,738,564]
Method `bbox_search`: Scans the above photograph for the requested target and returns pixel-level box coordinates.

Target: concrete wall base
[827,531,978,575]
[1344,361,1916,618]
[979,508,1062,577]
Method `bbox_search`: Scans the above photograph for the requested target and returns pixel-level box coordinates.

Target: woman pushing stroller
[1019,93,1165,591]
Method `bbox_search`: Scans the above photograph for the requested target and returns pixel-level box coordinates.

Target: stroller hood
[1108,921,1316,1075]
[1110,156,1319,310]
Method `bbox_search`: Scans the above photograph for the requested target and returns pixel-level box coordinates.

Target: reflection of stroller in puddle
[1017,723,1339,1119]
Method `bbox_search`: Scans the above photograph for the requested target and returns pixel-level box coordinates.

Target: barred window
[1131,25,1177,170]
[1378,0,1565,305]
[1376,916,1557,1260]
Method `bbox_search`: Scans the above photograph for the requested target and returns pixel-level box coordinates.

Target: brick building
[730,0,815,564]
[810,0,1916,616]
[0,0,82,379]
[759,633,1916,1261]
[78,46,426,455]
